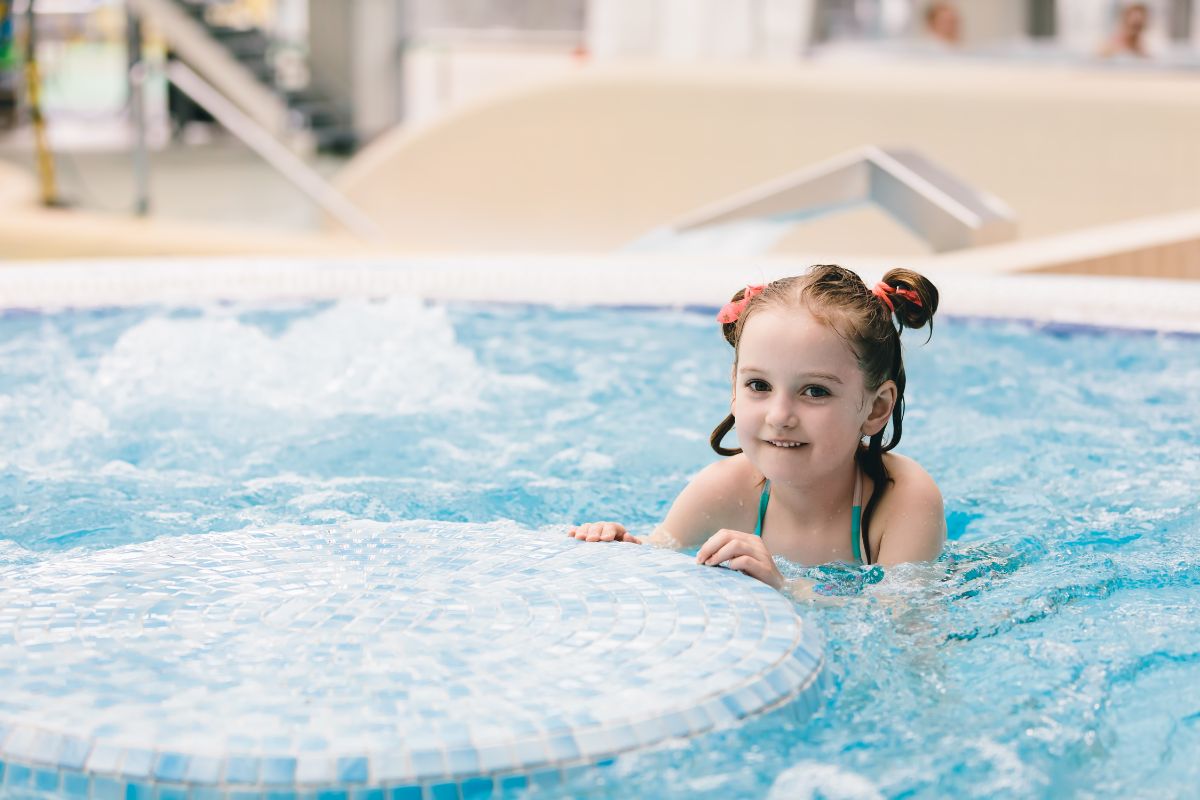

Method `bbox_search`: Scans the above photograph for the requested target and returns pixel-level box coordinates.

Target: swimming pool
[1,270,1198,798]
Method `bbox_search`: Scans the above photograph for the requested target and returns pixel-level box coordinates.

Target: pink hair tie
[872,281,922,313]
[716,284,765,324]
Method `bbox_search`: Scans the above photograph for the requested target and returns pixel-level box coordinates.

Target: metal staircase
[152,0,357,154]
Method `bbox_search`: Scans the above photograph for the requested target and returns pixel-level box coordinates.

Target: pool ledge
[0,255,1197,334]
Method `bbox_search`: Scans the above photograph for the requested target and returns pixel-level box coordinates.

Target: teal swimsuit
[753,470,867,564]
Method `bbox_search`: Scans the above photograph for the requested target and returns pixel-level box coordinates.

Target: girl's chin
[753,447,815,478]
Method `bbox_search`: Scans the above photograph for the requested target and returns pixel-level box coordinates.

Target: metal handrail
[165,60,383,241]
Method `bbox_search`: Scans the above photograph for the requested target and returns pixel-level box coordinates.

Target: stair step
[312,126,358,155]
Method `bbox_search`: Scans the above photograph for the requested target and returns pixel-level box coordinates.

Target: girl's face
[733,306,893,487]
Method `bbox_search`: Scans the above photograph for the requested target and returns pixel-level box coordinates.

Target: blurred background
[0,0,1197,264]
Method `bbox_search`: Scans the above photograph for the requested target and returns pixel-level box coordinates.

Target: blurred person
[923,1,961,46]
[1099,2,1151,57]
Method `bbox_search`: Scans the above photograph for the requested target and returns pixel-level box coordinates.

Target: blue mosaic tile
[529,767,562,790]
[183,755,223,784]
[120,748,155,779]
[0,523,824,795]
[337,756,369,784]
[407,749,445,781]
[125,779,154,800]
[444,747,479,776]
[4,762,31,787]
[32,767,59,791]
[155,784,189,800]
[56,736,91,770]
[90,775,124,800]
[153,752,189,782]
[62,771,89,797]
[225,756,261,784]
[461,777,493,799]
[262,757,298,785]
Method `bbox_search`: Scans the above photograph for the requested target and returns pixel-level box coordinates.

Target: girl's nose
[765,398,797,429]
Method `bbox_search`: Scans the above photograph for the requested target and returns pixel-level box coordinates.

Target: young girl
[568,264,946,591]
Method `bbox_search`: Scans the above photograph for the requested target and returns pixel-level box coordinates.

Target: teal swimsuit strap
[850,467,865,564]
[850,502,863,564]
[754,481,770,538]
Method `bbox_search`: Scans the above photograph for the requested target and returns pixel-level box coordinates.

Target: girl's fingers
[726,555,766,580]
[568,523,598,540]
[704,539,752,567]
[568,522,634,543]
[695,529,734,564]
[700,530,764,566]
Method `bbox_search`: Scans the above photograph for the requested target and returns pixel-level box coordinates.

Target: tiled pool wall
[0,523,826,799]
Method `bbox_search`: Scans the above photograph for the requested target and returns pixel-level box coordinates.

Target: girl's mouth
[765,440,807,449]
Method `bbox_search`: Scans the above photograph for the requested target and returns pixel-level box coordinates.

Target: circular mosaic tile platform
[0,522,826,797]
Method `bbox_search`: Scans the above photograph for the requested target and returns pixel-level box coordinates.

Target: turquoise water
[2,298,1198,798]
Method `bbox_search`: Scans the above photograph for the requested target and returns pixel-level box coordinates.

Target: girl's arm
[570,457,753,549]
[649,457,754,549]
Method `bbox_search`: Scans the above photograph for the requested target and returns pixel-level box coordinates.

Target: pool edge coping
[0,255,1197,334]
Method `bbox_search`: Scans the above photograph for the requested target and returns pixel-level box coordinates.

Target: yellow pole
[24,0,59,206]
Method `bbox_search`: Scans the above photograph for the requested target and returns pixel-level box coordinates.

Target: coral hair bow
[871,281,922,313]
[716,284,765,324]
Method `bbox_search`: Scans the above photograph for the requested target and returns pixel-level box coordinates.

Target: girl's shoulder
[880,452,939,496]
[690,453,763,498]
[870,452,945,564]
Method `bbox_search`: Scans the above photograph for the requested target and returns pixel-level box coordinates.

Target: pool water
[2,298,1199,798]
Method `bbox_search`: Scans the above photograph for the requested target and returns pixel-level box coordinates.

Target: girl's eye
[746,379,771,393]
[802,385,831,398]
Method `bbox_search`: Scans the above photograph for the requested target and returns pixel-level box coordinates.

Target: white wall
[307,0,404,141]
[586,0,817,62]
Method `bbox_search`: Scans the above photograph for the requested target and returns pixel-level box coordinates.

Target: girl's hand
[567,522,643,544]
[696,529,784,590]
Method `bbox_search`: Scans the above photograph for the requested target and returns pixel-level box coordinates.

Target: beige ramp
[335,63,1200,256]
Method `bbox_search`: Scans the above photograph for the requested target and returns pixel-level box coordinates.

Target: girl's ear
[862,380,897,436]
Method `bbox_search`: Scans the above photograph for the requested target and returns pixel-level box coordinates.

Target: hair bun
[880,267,938,336]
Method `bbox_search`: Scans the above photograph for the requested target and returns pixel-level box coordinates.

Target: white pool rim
[0,256,1197,334]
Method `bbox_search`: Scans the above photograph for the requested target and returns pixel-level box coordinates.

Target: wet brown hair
[708,264,939,564]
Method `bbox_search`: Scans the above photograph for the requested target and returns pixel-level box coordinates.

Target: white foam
[89,297,506,417]
[768,761,884,800]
